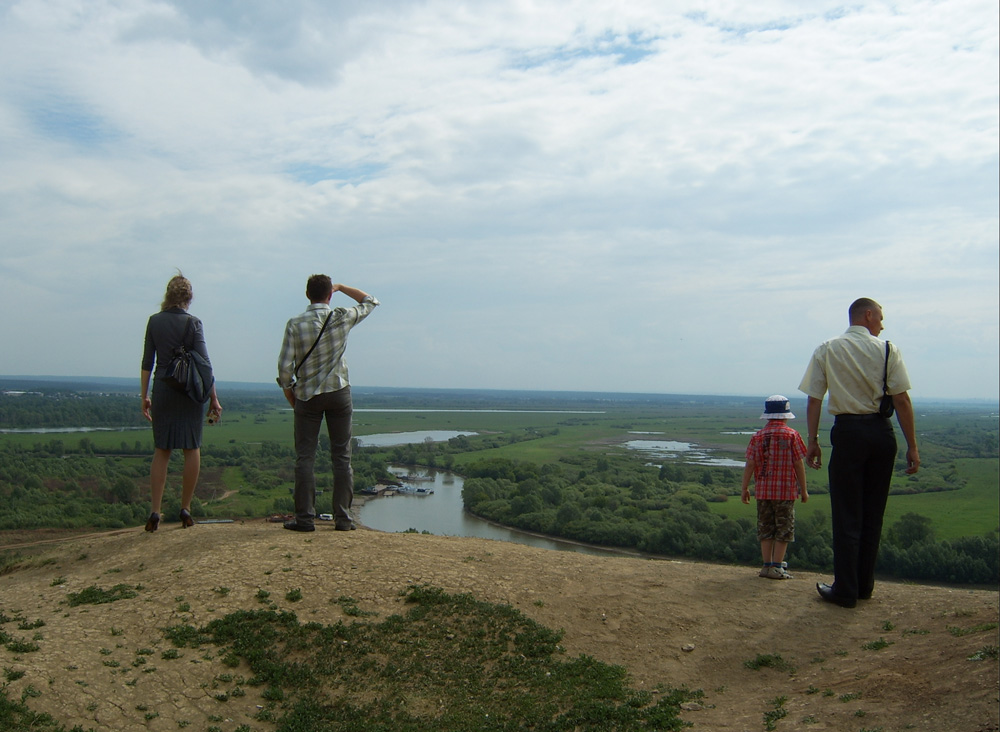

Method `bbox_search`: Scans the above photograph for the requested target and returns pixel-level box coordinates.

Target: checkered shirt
[277,297,378,401]
[745,420,807,501]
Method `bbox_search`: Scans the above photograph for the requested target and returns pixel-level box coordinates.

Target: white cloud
[0,0,996,399]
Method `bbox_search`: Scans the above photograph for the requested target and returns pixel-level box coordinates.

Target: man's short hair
[849,297,881,323]
[306,274,333,302]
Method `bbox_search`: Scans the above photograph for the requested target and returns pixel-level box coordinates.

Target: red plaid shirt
[745,421,807,501]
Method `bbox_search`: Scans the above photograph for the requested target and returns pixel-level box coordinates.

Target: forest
[0,384,996,586]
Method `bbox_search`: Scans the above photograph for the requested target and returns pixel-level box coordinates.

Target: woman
[140,273,223,531]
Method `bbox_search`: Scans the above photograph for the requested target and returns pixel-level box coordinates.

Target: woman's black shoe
[145,513,160,532]
[179,509,195,528]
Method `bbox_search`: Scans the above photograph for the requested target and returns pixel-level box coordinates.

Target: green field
[2,391,996,546]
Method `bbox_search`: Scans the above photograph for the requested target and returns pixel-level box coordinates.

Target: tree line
[458,454,998,585]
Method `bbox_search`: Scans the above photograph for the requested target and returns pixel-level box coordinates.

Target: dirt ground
[0,521,997,732]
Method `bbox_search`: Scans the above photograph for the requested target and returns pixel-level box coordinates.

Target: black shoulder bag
[878,341,894,418]
[163,316,214,403]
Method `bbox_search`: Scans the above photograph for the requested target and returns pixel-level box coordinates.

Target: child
[741,395,808,579]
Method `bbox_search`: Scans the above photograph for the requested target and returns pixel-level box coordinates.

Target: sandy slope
[1,522,997,731]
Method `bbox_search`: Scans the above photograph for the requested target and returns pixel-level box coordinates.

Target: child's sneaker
[766,565,793,579]
[759,565,772,577]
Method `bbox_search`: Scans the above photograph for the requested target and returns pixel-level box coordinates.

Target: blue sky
[1,0,997,400]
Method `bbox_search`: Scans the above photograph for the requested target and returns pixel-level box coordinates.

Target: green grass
[708,458,998,541]
[157,585,700,731]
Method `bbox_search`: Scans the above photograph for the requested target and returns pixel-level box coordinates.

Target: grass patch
[0,687,93,731]
[743,654,795,674]
[968,645,998,661]
[861,637,894,651]
[164,584,700,731]
[65,584,139,607]
[947,622,998,637]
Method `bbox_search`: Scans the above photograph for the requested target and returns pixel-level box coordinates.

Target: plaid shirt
[277,296,378,400]
[745,420,807,501]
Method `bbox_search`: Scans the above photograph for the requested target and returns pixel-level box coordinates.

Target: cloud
[0,0,997,399]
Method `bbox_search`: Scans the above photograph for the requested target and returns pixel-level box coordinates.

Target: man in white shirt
[799,298,920,607]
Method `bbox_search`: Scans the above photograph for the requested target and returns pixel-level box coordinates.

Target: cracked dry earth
[0,522,997,731]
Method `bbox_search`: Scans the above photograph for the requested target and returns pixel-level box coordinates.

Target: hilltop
[0,522,997,731]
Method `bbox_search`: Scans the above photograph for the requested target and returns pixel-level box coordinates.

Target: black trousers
[828,415,897,601]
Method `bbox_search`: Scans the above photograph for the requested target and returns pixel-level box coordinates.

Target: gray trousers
[293,386,354,527]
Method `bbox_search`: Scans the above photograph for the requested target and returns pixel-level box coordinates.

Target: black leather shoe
[283,521,315,532]
[816,583,856,608]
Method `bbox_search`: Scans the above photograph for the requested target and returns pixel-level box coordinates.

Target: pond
[623,434,745,467]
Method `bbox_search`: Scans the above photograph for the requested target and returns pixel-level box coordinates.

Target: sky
[0,0,997,401]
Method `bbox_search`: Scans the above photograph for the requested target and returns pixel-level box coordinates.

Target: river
[357,466,616,557]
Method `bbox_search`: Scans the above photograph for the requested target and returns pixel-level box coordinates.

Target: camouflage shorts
[756,500,796,543]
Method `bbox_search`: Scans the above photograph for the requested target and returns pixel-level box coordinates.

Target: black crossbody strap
[883,341,891,395]
[294,311,334,378]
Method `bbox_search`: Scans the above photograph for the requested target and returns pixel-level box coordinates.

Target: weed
[947,623,998,637]
[335,595,375,617]
[968,645,999,661]
[212,586,231,596]
[862,637,893,651]
[256,589,271,603]
[49,576,66,587]
[285,588,302,602]
[66,584,138,607]
[881,620,895,632]
[762,696,787,731]
[3,668,25,682]
[743,654,795,674]
[840,691,861,702]
[5,639,39,654]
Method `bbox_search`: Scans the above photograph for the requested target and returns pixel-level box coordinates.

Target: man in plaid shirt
[741,395,809,579]
[277,275,379,532]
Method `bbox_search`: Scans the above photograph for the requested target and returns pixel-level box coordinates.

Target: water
[357,467,615,557]
[0,426,148,434]
[354,430,476,447]
[624,435,745,467]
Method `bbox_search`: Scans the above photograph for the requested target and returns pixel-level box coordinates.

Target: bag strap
[174,316,194,354]
[294,311,334,378]
[882,341,891,395]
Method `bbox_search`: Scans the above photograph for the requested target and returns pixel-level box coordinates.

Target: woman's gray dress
[142,308,212,449]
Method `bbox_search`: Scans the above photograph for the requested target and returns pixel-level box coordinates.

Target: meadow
[1,387,996,583]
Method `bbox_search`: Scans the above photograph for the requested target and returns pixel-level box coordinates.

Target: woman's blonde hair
[161,272,193,311]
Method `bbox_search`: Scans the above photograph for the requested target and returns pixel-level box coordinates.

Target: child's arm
[741,460,755,504]
[794,458,808,502]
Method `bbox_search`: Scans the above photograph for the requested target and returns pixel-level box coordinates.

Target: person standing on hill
[277,275,379,533]
[799,298,920,608]
[141,272,223,532]
[741,395,809,579]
